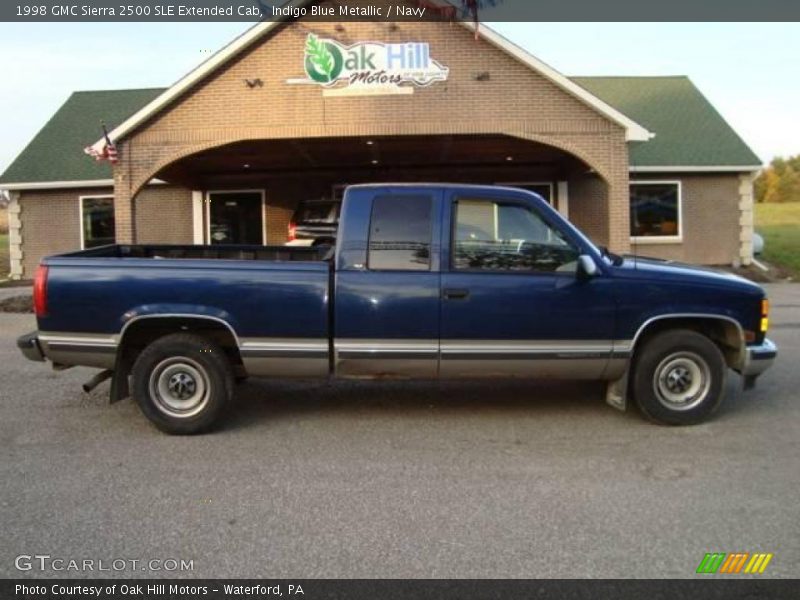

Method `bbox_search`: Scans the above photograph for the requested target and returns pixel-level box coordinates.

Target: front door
[208,191,264,245]
[439,189,616,378]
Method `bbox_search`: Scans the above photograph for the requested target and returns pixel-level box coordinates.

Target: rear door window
[368,195,433,271]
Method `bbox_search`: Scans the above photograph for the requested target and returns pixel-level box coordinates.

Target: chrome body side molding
[240,338,329,377]
[38,332,118,369]
[335,339,439,379]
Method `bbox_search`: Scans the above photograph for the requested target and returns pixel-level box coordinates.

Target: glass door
[207,191,264,245]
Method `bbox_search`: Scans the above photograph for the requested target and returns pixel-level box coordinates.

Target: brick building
[0,9,761,279]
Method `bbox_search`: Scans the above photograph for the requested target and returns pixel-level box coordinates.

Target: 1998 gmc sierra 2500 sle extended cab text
[17,184,777,434]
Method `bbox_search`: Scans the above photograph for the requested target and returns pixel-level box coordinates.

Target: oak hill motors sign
[287,34,449,95]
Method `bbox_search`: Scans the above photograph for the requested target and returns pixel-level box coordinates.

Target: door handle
[443,288,470,300]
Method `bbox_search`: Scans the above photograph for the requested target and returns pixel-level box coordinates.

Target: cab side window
[368,194,433,271]
[453,198,579,273]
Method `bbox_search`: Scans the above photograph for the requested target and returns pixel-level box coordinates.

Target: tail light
[33,265,49,318]
[288,222,297,241]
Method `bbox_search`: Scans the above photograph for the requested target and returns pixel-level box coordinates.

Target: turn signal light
[760,317,769,333]
[288,222,297,241]
[762,299,769,316]
[33,265,49,318]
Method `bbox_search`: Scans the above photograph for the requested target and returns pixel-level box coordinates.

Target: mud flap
[605,370,629,411]
[109,351,132,404]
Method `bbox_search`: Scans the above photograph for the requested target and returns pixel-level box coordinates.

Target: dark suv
[286,198,341,247]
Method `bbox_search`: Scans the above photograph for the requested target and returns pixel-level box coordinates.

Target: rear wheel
[632,329,726,425]
[131,333,233,434]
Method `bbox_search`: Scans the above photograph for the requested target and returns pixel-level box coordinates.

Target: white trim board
[2,179,114,191]
[89,3,652,153]
[629,165,761,173]
[0,178,167,191]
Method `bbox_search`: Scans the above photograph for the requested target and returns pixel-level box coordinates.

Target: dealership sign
[288,34,449,95]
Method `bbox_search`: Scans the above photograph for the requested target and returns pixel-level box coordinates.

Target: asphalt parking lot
[0,284,797,579]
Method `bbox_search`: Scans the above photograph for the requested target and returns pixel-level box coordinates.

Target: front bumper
[742,338,777,378]
[17,331,45,362]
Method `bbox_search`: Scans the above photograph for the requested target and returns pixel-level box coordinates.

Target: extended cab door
[439,188,617,378]
[334,187,443,378]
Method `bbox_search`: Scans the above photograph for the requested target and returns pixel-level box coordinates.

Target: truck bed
[38,244,332,340]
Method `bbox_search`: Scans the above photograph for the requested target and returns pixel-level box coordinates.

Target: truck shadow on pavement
[222,378,633,432]
[218,374,756,433]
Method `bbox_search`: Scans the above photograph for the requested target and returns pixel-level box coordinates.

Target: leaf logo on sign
[304,34,342,83]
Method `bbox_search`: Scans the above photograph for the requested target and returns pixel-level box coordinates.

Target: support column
[192,190,204,244]
[604,136,631,255]
[556,181,569,219]
[606,173,631,254]
[113,164,135,244]
[7,192,23,280]
[738,173,755,266]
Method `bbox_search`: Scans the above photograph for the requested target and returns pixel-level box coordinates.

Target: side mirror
[577,254,598,278]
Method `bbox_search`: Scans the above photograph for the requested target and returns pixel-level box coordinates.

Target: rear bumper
[742,338,777,378]
[17,331,45,362]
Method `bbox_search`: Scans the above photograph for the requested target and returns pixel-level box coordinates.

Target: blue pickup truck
[18,184,776,434]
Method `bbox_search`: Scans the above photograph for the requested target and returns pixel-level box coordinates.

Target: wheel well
[118,317,243,368]
[632,317,744,370]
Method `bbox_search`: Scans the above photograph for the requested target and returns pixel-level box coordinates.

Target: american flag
[83,123,119,164]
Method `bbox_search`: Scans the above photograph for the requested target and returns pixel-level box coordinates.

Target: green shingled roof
[572,76,761,168]
[0,88,164,184]
[0,76,761,186]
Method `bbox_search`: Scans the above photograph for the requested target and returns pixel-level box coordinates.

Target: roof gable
[0,88,163,186]
[573,76,761,168]
[87,5,651,151]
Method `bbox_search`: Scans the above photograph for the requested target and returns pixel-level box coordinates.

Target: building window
[368,194,433,271]
[630,182,682,241]
[452,198,579,273]
[80,196,115,248]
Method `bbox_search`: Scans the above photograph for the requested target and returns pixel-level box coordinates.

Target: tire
[631,329,727,425]
[131,333,234,434]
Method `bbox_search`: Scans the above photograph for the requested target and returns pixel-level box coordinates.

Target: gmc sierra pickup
[18,184,777,434]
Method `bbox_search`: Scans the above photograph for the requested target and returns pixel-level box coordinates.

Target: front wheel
[632,329,727,425]
[131,333,234,434]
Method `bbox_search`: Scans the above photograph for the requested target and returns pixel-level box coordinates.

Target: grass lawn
[755,201,800,279]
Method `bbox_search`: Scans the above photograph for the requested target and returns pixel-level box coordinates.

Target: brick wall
[630,173,741,265]
[567,173,609,245]
[17,185,194,277]
[135,185,194,244]
[18,188,109,277]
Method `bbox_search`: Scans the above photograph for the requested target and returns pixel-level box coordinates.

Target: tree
[755,154,800,203]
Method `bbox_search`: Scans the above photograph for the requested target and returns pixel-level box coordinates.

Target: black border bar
[5,0,800,22]
[3,579,800,600]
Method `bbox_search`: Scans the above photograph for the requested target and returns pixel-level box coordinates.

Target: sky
[0,21,798,176]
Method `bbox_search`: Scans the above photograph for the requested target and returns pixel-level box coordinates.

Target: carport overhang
[155,134,596,190]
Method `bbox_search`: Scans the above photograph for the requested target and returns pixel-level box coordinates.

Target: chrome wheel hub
[653,352,711,411]
[149,357,210,418]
